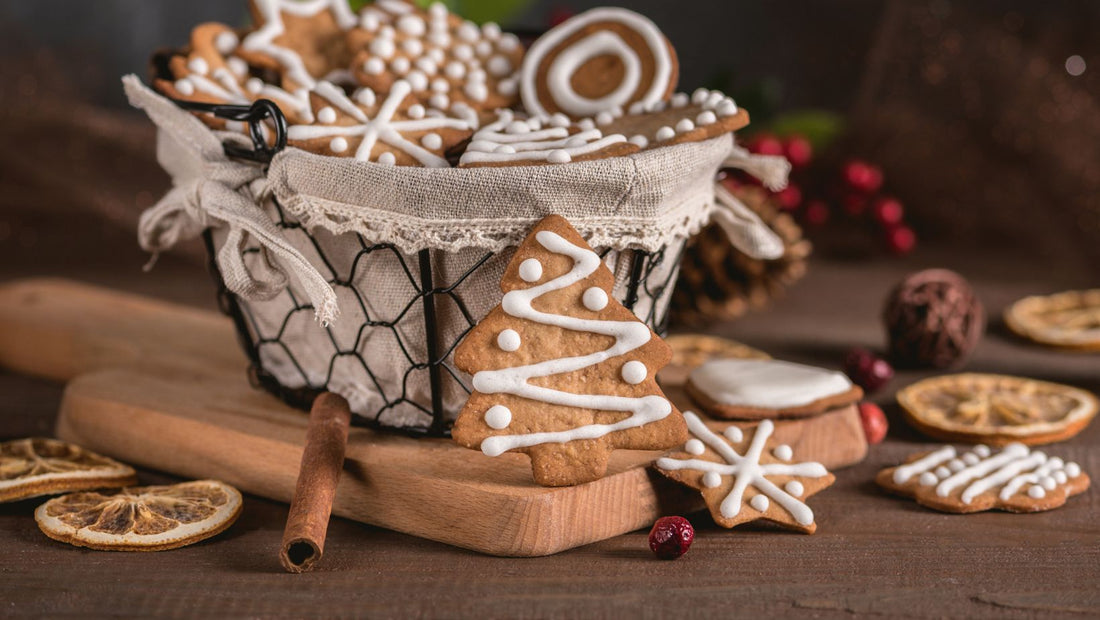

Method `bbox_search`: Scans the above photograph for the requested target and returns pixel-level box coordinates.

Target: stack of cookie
[155,0,750,168]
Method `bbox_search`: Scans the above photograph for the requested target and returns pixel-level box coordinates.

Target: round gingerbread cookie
[686,358,864,420]
[520,7,678,119]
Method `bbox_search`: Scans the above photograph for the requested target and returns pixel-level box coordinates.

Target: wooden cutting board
[0,279,866,556]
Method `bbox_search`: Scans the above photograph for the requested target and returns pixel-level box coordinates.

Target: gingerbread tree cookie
[451,215,687,487]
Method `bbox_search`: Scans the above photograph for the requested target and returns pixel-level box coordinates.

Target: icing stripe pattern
[459,109,628,166]
[656,413,829,526]
[474,230,672,457]
[891,443,1083,503]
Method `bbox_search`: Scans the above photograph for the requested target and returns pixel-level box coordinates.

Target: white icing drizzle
[690,358,854,409]
[242,0,357,89]
[460,110,628,166]
[657,413,830,526]
[286,80,471,166]
[475,231,672,457]
[892,443,1083,504]
[520,7,674,118]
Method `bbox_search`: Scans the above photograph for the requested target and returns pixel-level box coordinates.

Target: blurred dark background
[1,0,1097,297]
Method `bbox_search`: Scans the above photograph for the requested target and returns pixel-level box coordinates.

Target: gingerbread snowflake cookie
[1005,289,1100,351]
[898,373,1098,446]
[458,109,638,167]
[655,413,834,533]
[686,358,863,420]
[520,7,678,119]
[451,215,686,487]
[348,0,524,118]
[287,80,474,166]
[877,443,1090,514]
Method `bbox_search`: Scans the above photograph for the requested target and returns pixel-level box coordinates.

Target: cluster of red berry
[730,134,918,256]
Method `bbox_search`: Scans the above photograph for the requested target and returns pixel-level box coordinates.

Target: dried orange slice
[1005,289,1100,351]
[898,373,1098,446]
[0,438,137,502]
[35,480,242,551]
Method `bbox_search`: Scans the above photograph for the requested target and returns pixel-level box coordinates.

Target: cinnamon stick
[279,392,352,573]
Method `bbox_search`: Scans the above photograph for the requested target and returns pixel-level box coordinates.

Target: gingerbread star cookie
[348,0,524,119]
[602,88,750,150]
[686,358,863,420]
[458,109,639,167]
[286,80,475,166]
[1005,289,1100,351]
[655,412,835,533]
[520,6,678,119]
[898,373,1098,446]
[877,443,1090,513]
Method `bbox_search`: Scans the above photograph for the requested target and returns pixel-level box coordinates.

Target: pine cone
[671,185,811,326]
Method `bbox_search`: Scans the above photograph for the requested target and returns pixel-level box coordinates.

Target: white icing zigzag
[460,109,629,166]
[657,412,829,526]
[474,230,672,456]
[892,443,1084,503]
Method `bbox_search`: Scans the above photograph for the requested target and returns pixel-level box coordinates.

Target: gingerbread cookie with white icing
[347,0,524,119]
[655,412,835,533]
[877,443,1090,514]
[602,88,750,151]
[458,109,639,167]
[686,358,863,420]
[286,80,475,166]
[451,215,687,487]
[520,6,678,120]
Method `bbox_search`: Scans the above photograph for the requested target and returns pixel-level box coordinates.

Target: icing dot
[494,145,516,154]
[360,12,380,31]
[773,444,793,461]
[919,472,938,486]
[428,32,451,47]
[246,77,263,94]
[454,44,474,61]
[621,361,648,385]
[356,88,377,106]
[948,459,965,472]
[962,453,980,466]
[629,135,649,148]
[329,137,349,153]
[1028,485,1046,499]
[416,58,438,75]
[402,38,424,56]
[519,258,543,282]
[1041,476,1057,490]
[227,57,248,77]
[655,126,676,142]
[723,426,743,443]
[497,329,521,352]
[429,93,450,110]
[484,405,512,429]
[417,133,442,151]
[397,14,426,36]
[696,111,717,126]
[595,111,615,126]
[684,439,705,455]
[465,81,489,101]
[487,55,512,77]
[935,466,951,478]
[785,480,804,497]
[445,62,466,79]
[750,494,770,512]
[214,31,239,55]
[676,119,695,133]
[458,21,479,42]
[506,120,530,134]
[1066,462,1081,477]
[476,41,493,57]
[174,79,195,96]
[547,149,571,164]
[1054,471,1068,484]
[431,78,449,93]
[973,445,991,457]
[391,57,412,75]
[692,88,710,104]
[577,118,596,131]
[716,100,738,116]
[370,37,396,59]
[187,57,209,76]
[377,152,397,166]
[549,114,570,128]
[482,22,502,40]
[707,92,726,107]
[427,48,446,64]
[528,118,543,130]
[580,288,609,314]
[500,34,520,51]
[670,93,689,108]
[317,107,337,124]
[407,71,429,91]
[468,69,487,83]
[702,471,722,488]
[363,58,386,75]
[628,101,647,115]
[498,78,518,96]
[408,104,426,119]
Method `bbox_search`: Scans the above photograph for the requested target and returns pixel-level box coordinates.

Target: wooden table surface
[1,218,1098,618]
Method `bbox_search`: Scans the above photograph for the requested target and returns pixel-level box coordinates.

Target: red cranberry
[774,184,803,211]
[648,516,694,560]
[858,402,889,444]
[844,347,895,393]
[842,160,884,194]
[803,200,830,226]
[747,134,785,157]
[841,193,868,216]
[872,197,905,227]
[886,225,917,255]
[784,136,813,169]
[548,7,575,26]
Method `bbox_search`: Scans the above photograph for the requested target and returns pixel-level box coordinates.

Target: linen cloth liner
[123,75,789,429]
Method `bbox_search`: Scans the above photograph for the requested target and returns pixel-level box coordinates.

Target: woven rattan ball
[882,269,985,368]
